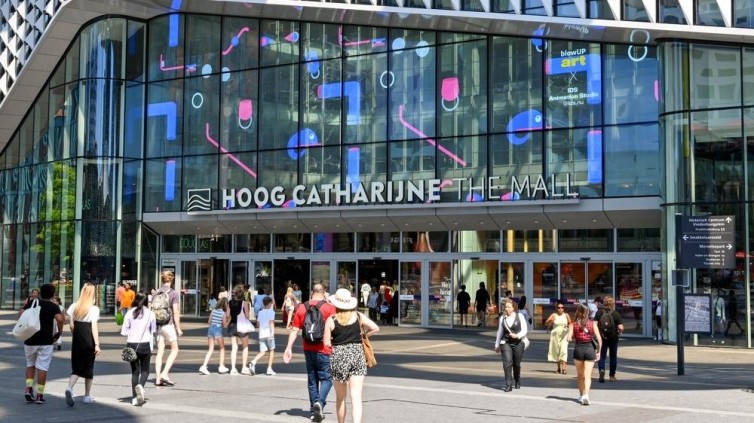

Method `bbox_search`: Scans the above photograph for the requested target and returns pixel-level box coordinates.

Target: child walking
[249,297,276,376]
[199,297,229,375]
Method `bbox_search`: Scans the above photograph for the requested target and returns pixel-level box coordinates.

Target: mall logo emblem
[187,189,211,212]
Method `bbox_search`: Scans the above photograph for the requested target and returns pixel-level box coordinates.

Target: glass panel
[126,21,146,82]
[617,228,661,251]
[429,261,452,327]
[692,109,742,203]
[545,40,601,129]
[259,65,298,151]
[198,234,232,253]
[555,0,580,17]
[249,260,271,295]
[344,52,388,144]
[389,139,435,183]
[80,19,125,80]
[558,229,613,251]
[182,260,198,316]
[162,235,196,253]
[588,0,614,18]
[184,75,220,156]
[492,0,517,13]
[452,231,501,253]
[491,132,543,197]
[80,220,117,300]
[18,114,33,167]
[696,0,725,26]
[400,261,421,325]
[65,38,80,84]
[221,69,258,153]
[623,0,650,21]
[82,159,119,221]
[560,261,586,307]
[144,158,182,212]
[146,79,184,158]
[184,154,218,210]
[587,261,612,298]
[273,259,309,313]
[301,58,341,148]
[547,128,603,198]
[274,233,312,252]
[744,49,754,106]
[604,124,661,197]
[404,0,427,7]
[735,1,754,28]
[33,93,48,165]
[523,0,547,15]
[235,234,270,252]
[437,135,486,202]
[310,261,330,296]
[504,230,556,252]
[690,45,741,110]
[341,143,386,196]
[336,261,357,296]
[659,0,687,24]
[389,29,436,142]
[402,231,449,252]
[604,44,658,125]
[357,232,400,253]
[147,14,185,81]
[461,0,485,12]
[220,151,257,208]
[533,262,558,327]
[124,83,145,159]
[616,262,642,336]
[313,233,354,253]
[438,39,488,138]
[222,16,259,71]
[433,0,454,9]
[260,20,300,67]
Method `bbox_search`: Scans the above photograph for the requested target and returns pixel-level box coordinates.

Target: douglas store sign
[186,174,579,213]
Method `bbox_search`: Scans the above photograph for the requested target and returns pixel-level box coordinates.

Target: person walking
[494,299,528,392]
[595,295,624,382]
[474,282,490,327]
[367,287,379,321]
[283,283,336,423]
[654,293,663,341]
[199,297,229,375]
[567,304,602,405]
[154,270,182,387]
[121,292,156,406]
[517,295,532,327]
[282,286,298,330]
[360,281,371,308]
[725,289,744,337]
[250,296,277,375]
[457,284,471,327]
[545,300,571,374]
[228,285,252,375]
[64,283,101,406]
[21,283,64,404]
[120,282,135,315]
[324,289,380,423]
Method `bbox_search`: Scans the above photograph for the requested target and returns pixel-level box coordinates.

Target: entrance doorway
[358,259,399,292]
[273,259,310,309]
[178,259,229,317]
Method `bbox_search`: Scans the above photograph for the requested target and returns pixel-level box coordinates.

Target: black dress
[71,319,96,379]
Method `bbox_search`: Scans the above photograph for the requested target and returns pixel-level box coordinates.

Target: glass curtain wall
[660,41,752,347]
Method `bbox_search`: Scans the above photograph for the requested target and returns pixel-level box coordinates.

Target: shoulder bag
[122,309,151,363]
[236,301,256,333]
[503,313,530,350]
[13,299,42,340]
[357,313,377,368]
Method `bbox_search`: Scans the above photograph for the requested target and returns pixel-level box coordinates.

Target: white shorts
[24,345,54,372]
[157,324,178,344]
[259,338,275,352]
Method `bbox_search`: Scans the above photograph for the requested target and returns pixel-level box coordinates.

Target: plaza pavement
[1,310,753,422]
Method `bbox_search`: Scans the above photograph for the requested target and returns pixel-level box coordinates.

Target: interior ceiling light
[534,220,539,224]
[562,219,568,223]
[506,220,511,225]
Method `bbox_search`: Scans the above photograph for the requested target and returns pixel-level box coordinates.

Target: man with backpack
[153,270,182,387]
[283,283,336,422]
[594,295,624,383]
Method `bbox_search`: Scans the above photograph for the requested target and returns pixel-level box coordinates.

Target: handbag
[236,301,255,333]
[358,314,377,368]
[522,336,531,350]
[122,309,151,363]
[115,310,124,326]
[13,299,41,340]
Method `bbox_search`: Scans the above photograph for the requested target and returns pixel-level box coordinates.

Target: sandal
[161,379,175,386]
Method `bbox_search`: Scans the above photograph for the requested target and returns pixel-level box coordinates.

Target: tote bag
[13,299,41,340]
[236,301,256,334]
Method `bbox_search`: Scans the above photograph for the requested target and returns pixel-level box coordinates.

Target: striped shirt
[210,308,225,327]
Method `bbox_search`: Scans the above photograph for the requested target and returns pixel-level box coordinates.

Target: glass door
[180,260,198,316]
[533,262,558,328]
[399,261,421,325]
[429,261,452,327]
[616,262,643,336]
[499,261,526,321]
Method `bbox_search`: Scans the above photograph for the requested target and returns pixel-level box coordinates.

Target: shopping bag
[13,299,41,340]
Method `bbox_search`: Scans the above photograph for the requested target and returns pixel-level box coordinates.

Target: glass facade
[0,8,751,346]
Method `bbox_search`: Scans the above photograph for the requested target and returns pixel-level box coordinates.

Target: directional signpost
[675,214,735,376]
[679,215,735,269]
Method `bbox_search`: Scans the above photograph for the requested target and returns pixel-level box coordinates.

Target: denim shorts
[260,338,275,352]
[207,325,223,338]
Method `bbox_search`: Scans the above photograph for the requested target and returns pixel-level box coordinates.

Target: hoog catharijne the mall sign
[186,174,579,213]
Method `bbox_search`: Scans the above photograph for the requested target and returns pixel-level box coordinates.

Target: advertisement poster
[684,294,712,334]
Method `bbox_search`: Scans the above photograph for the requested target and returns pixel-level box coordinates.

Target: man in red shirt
[283,283,335,422]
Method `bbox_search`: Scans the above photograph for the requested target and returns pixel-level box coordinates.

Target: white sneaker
[581,396,590,406]
[135,384,145,405]
[65,388,74,407]
[199,366,210,375]
[218,365,229,374]
[230,368,239,375]
[266,368,276,376]
[83,396,95,404]
[132,398,139,406]
[241,367,251,375]
[249,361,256,375]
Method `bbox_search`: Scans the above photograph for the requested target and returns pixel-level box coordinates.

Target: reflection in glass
[616,263,642,336]
[429,261,452,327]
[533,262,558,327]
[690,45,741,110]
[604,124,660,197]
[400,261,421,325]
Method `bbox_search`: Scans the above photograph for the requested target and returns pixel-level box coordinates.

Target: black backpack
[303,301,325,344]
[598,310,617,340]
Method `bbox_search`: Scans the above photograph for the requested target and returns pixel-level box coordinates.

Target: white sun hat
[329,288,358,310]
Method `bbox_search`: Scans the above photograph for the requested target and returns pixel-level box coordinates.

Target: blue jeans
[598,337,619,376]
[304,350,332,410]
